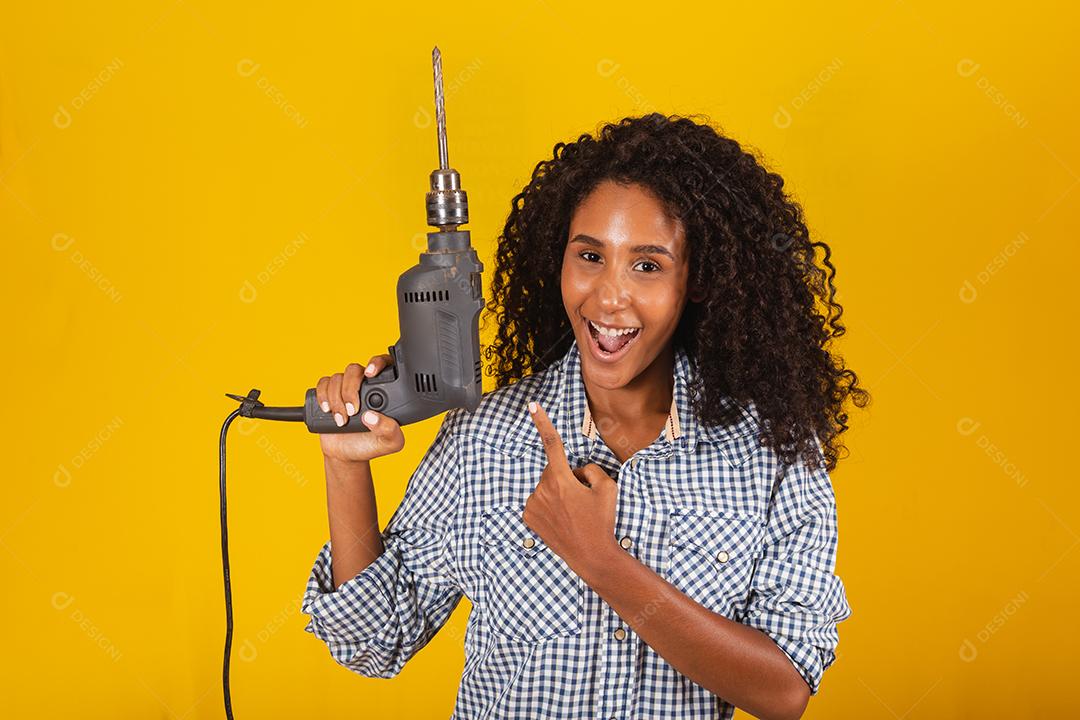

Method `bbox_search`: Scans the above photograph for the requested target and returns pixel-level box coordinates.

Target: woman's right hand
[316,353,405,464]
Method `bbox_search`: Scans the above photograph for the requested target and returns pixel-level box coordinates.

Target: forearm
[324,455,385,589]
[578,543,809,720]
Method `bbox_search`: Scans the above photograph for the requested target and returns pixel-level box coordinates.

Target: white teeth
[588,319,640,337]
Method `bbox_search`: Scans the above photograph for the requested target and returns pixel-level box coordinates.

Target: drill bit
[426,46,468,231]
[433,46,449,171]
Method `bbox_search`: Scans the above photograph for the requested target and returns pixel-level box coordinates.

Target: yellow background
[2,1,1076,717]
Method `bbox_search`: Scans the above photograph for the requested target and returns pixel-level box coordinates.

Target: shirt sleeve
[738,443,853,696]
[300,408,464,679]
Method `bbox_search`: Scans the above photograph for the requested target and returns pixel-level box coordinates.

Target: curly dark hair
[480,112,869,472]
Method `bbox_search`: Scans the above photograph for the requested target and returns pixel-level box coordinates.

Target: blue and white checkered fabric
[301,341,852,719]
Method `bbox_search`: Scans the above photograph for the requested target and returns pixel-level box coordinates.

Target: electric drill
[228,46,485,431]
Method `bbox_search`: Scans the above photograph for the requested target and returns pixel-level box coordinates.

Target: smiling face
[560,179,697,391]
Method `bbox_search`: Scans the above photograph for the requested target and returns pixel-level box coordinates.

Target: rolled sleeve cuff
[765,631,831,695]
[741,558,851,696]
[300,536,400,648]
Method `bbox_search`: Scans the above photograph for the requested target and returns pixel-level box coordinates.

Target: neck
[582,343,676,423]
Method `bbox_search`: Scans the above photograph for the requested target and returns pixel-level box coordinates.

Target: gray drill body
[302,46,484,434]
[303,231,483,433]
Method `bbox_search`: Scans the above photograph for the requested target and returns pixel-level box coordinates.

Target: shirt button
[613,627,627,641]
[630,457,638,469]
[716,550,729,563]
[522,537,536,549]
[619,535,632,549]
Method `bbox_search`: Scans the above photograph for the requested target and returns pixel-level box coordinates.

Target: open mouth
[584,316,642,361]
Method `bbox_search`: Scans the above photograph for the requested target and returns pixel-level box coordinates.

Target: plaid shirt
[301,340,852,719]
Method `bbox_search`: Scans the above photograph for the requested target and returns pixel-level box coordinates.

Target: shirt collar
[516,340,760,467]
[580,384,682,442]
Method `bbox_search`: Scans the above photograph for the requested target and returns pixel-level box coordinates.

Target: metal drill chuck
[427,168,468,229]
[427,46,469,231]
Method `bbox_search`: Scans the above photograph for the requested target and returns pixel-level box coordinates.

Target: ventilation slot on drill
[403,290,449,304]
[414,373,438,394]
[474,359,482,384]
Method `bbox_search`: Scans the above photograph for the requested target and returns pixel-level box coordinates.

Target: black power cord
[219,389,304,719]
[219,406,240,720]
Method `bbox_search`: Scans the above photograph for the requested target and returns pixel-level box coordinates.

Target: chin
[576,334,644,389]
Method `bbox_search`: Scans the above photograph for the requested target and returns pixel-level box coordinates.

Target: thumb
[571,466,593,488]
[581,463,616,493]
[362,409,403,445]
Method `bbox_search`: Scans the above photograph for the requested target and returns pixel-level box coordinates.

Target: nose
[595,263,631,315]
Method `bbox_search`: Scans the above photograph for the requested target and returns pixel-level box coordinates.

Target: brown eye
[634,260,661,272]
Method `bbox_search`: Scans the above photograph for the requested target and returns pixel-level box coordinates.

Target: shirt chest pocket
[665,509,766,619]
[479,505,584,643]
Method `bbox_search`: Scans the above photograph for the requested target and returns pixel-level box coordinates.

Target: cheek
[560,262,592,305]
[638,282,687,326]
[560,266,579,319]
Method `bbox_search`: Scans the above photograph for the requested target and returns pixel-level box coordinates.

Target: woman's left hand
[523,401,620,579]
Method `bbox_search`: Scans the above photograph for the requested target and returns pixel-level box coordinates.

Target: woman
[301,113,869,720]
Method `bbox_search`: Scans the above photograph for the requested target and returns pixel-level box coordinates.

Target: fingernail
[321,401,330,413]
[334,413,345,427]
[363,411,378,425]
[345,402,356,416]
[528,401,537,414]
[365,363,375,376]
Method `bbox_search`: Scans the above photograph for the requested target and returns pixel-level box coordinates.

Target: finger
[327,373,346,427]
[342,363,364,416]
[571,467,592,488]
[581,463,613,489]
[362,409,404,450]
[528,401,569,468]
[315,376,331,414]
[364,353,394,378]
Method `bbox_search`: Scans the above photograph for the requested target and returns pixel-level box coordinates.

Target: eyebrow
[570,233,676,261]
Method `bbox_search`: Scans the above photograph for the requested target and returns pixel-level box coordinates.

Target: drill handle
[301,352,400,433]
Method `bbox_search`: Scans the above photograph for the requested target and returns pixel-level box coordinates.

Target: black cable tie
[225,389,264,417]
